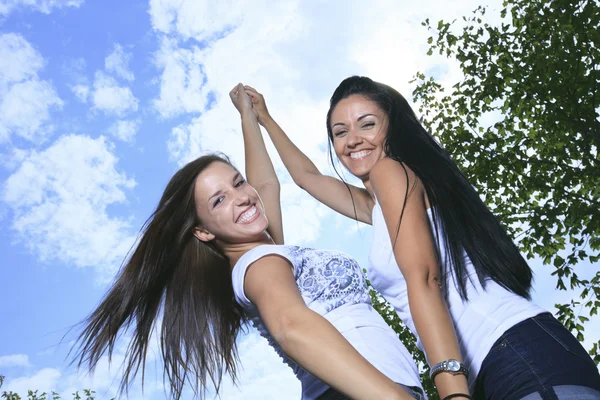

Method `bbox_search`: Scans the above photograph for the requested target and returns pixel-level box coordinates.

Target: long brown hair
[72,154,245,399]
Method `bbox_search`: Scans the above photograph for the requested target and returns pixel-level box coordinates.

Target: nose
[346,128,361,148]
[234,191,251,206]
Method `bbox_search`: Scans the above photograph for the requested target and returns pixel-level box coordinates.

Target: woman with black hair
[71,84,425,400]
[243,77,600,400]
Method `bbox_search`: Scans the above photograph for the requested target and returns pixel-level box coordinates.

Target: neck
[363,177,375,200]
[220,232,275,268]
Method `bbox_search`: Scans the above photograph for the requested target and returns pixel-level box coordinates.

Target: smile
[237,205,259,224]
[349,150,372,160]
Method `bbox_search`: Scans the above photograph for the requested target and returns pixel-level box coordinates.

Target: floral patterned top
[232,244,421,400]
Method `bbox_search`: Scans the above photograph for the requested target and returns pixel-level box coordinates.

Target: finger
[243,85,260,95]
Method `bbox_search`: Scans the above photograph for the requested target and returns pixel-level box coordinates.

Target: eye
[333,129,347,137]
[235,179,246,188]
[213,196,224,207]
[362,122,375,129]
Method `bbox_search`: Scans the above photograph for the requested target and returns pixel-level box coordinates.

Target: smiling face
[193,161,269,245]
[329,95,388,181]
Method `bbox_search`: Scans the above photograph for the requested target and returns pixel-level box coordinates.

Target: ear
[193,226,215,242]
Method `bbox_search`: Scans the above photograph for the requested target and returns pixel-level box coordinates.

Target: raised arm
[370,158,470,398]
[230,83,283,244]
[245,255,412,400]
[244,86,374,224]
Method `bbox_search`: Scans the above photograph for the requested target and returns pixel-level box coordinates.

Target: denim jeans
[473,312,600,399]
[317,383,425,400]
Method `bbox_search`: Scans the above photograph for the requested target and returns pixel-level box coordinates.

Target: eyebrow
[332,113,376,128]
[209,172,242,202]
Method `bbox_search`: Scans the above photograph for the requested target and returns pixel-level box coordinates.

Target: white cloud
[2,134,136,279]
[0,0,83,17]
[70,83,89,103]
[108,119,139,142]
[0,33,63,144]
[2,344,163,399]
[92,71,138,117]
[0,79,63,143]
[0,33,44,84]
[152,37,209,118]
[105,44,134,82]
[214,332,300,399]
[148,0,246,40]
[0,354,31,368]
[280,184,329,245]
[166,106,234,165]
[2,368,61,395]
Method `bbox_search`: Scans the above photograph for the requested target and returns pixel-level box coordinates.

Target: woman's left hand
[229,83,257,118]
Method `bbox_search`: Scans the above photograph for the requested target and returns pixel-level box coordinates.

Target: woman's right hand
[229,83,256,118]
[244,85,272,126]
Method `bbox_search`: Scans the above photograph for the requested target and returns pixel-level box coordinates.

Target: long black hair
[72,154,245,399]
[326,76,532,300]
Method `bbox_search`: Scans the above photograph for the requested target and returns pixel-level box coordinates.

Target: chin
[245,218,269,236]
[346,166,370,181]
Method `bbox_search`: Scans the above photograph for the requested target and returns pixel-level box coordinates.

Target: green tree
[373,0,599,397]
[368,286,438,398]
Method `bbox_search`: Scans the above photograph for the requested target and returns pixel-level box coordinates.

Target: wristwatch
[429,359,468,380]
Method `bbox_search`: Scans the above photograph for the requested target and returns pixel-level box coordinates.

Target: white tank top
[232,244,423,400]
[368,201,545,391]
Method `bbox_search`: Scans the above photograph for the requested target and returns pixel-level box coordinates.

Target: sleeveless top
[368,201,545,391]
[232,244,422,400]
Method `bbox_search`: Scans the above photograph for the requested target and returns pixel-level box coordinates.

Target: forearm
[241,111,279,189]
[261,116,321,186]
[407,281,470,397]
[276,309,410,400]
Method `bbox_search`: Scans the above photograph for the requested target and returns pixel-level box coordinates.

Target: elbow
[291,173,305,188]
[291,172,317,191]
[405,268,443,293]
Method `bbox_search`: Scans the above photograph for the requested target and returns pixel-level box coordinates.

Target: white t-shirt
[368,201,545,391]
[232,244,422,400]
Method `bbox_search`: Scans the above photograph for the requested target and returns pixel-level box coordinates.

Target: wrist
[434,373,470,398]
[259,114,275,127]
[241,109,257,120]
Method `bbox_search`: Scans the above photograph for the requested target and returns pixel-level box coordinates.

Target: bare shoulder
[370,158,420,191]
[244,253,302,309]
[246,253,292,277]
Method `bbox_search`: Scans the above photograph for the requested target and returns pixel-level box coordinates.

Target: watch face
[448,360,461,371]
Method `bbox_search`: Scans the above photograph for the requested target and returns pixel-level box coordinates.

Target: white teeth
[238,206,257,223]
[350,150,372,159]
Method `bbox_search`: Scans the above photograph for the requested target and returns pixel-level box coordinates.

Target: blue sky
[1,0,598,398]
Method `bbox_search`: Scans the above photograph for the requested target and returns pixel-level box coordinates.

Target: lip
[236,204,260,224]
[348,149,373,160]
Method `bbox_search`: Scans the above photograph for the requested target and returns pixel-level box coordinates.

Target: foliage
[409,0,600,362]
[0,375,112,400]
[367,286,439,399]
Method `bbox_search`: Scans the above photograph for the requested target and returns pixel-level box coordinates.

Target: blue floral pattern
[288,246,371,314]
[239,245,373,382]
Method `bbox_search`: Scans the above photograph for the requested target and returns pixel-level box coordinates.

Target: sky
[0,0,598,399]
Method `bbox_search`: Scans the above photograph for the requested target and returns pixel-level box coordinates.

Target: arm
[370,158,470,398]
[245,255,412,400]
[244,86,374,224]
[230,84,284,244]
